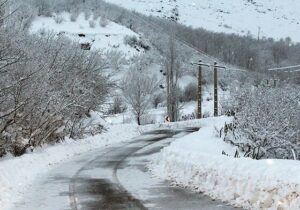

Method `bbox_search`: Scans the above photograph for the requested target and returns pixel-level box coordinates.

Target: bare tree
[122,64,158,125]
[163,34,181,122]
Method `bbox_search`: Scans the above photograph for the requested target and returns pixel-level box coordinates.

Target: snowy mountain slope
[105,0,300,42]
[30,12,144,58]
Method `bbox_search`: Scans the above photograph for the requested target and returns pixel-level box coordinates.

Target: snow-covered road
[11,128,240,210]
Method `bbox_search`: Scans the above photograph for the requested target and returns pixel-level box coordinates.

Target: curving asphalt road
[13,128,241,210]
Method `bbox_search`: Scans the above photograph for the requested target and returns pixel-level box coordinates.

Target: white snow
[30,12,142,57]
[150,116,300,210]
[0,113,206,210]
[105,0,300,43]
[0,122,139,210]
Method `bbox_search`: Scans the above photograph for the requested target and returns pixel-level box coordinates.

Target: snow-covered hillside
[105,0,300,42]
[30,12,143,57]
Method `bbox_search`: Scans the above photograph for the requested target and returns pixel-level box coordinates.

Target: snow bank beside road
[150,117,300,210]
[0,117,204,210]
[0,123,138,210]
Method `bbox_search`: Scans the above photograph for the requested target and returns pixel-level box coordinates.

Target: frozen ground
[150,116,300,210]
[105,0,300,43]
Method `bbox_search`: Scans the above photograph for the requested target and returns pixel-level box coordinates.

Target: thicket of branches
[224,85,300,160]
[0,2,111,157]
[121,61,158,125]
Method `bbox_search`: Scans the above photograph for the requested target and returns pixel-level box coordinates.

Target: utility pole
[214,62,218,117]
[192,60,209,119]
[212,62,225,117]
[192,61,225,119]
[197,63,202,119]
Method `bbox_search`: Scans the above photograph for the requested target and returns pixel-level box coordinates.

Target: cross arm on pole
[191,60,210,68]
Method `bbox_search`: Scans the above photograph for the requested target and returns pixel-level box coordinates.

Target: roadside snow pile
[138,118,203,134]
[150,116,300,210]
[0,123,138,210]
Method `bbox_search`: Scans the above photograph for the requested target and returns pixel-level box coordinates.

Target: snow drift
[150,117,300,210]
[0,123,138,210]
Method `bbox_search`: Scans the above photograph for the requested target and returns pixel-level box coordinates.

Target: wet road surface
[13,128,242,210]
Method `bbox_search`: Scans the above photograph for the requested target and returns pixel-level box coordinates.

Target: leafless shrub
[100,16,109,27]
[54,15,64,24]
[70,11,79,22]
[0,30,112,157]
[224,85,300,160]
[89,20,96,28]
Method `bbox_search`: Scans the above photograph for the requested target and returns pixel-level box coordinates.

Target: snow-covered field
[150,116,300,210]
[105,98,214,125]
[105,0,300,42]
[30,12,142,57]
[0,122,140,210]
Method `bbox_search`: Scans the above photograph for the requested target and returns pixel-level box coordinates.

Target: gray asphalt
[68,127,241,210]
[13,128,242,210]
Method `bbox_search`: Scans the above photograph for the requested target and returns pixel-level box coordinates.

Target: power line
[268,64,300,71]
[127,10,248,72]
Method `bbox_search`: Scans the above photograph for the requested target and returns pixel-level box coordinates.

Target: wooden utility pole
[193,61,225,119]
[214,62,218,117]
[212,62,225,117]
[192,60,209,119]
[197,63,202,119]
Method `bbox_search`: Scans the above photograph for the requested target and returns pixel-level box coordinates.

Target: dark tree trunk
[137,116,141,125]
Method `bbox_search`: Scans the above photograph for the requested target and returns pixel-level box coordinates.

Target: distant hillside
[30,12,144,58]
[105,0,300,43]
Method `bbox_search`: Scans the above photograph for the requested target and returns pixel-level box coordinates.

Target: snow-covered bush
[183,82,197,102]
[0,27,111,157]
[70,11,79,22]
[89,20,96,28]
[124,35,138,46]
[140,114,156,125]
[92,14,99,21]
[54,15,64,24]
[225,85,300,160]
[32,0,53,17]
[99,16,109,27]
[124,35,150,51]
[152,93,164,109]
[203,111,211,118]
[106,50,127,71]
[84,10,91,20]
[38,28,46,36]
[107,97,127,114]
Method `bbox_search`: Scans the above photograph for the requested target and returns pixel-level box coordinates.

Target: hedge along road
[12,127,241,210]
